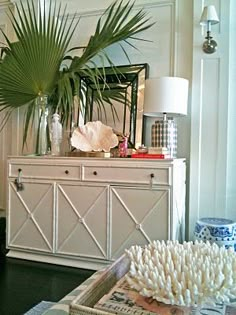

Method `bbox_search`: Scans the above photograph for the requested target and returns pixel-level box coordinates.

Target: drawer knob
[93,171,97,176]
[79,218,84,224]
[136,224,141,230]
[65,170,69,174]
[150,173,154,178]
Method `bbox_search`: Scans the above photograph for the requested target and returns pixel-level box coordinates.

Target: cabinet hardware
[150,173,154,189]
[65,170,69,174]
[93,171,97,176]
[14,168,24,191]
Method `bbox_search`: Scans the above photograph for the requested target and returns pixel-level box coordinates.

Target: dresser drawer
[82,165,171,185]
[9,163,80,180]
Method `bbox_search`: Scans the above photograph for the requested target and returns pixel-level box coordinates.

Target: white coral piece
[125,240,236,307]
[71,121,118,152]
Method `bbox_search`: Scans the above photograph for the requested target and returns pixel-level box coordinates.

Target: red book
[131,153,171,159]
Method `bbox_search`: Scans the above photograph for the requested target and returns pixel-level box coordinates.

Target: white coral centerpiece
[71,121,118,152]
[125,240,236,307]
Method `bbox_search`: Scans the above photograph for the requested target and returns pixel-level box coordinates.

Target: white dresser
[6,156,186,270]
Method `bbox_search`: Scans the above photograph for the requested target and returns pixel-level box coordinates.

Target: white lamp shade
[200,5,219,25]
[143,77,189,117]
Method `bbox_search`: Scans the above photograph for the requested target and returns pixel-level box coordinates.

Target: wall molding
[66,1,175,19]
[66,0,177,77]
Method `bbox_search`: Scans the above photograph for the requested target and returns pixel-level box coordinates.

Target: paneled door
[7,181,54,252]
[56,183,108,260]
[110,186,170,260]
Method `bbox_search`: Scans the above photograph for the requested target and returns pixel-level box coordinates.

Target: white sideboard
[6,156,186,270]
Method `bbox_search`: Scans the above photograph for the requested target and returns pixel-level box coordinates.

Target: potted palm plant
[0,0,152,154]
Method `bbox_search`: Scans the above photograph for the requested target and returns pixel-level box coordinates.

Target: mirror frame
[78,63,149,149]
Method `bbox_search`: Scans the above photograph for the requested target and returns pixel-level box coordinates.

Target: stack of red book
[131,153,171,159]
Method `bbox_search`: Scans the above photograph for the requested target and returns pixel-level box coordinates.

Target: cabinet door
[7,181,54,253]
[110,186,170,260]
[56,183,108,260]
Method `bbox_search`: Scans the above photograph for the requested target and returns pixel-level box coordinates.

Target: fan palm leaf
[0,0,78,125]
[0,0,153,149]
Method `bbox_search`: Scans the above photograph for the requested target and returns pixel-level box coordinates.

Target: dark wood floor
[0,257,94,315]
[0,218,94,315]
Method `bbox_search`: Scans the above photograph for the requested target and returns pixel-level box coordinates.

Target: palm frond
[69,0,153,71]
[0,0,78,144]
[0,0,77,107]
[0,0,153,150]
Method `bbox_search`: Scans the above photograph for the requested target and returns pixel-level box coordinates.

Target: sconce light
[200,5,219,54]
[143,77,189,158]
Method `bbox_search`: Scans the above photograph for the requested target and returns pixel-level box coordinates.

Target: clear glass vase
[36,95,49,155]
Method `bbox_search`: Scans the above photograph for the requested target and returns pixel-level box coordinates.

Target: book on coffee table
[94,276,235,315]
[94,277,190,315]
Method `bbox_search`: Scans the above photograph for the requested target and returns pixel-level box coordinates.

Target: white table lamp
[143,76,189,157]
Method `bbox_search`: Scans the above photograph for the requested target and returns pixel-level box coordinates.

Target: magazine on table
[94,277,190,315]
[94,277,236,315]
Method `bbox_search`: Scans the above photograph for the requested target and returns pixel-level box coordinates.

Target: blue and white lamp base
[194,217,236,251]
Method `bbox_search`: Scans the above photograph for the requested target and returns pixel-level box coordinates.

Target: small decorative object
[125,240,236,308]
[66,151,111,158]
[119,134,129,157]
[137,144,148,154]
[50,113,63,156]
[71,121,118,152]
[194,217,236,251]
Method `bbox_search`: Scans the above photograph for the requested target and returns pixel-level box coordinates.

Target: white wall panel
[68,1,176,78]
[189,0,233,239]
[199,58,220,216]
[226,0,236,220]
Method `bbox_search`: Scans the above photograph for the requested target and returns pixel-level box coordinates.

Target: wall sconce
[143,77,189,158]
[200,5,219,54]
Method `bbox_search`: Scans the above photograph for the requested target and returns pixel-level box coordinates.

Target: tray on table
[70,254,130,315]
[69,254,236,315]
